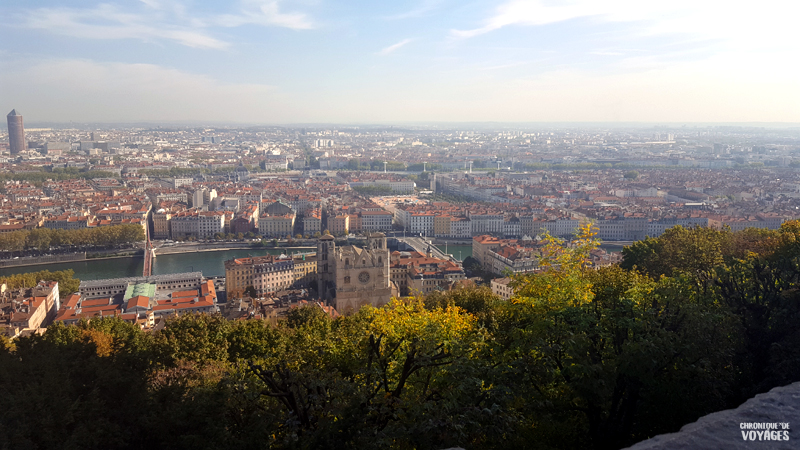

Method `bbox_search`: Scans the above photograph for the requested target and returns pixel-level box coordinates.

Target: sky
[1,0,799,124]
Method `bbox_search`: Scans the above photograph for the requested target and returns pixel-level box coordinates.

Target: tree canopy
[0,223,145,253]
[3,222,800,449]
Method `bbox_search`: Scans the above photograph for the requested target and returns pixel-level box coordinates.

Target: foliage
[0,169,119,186]
[0,223,145,253]
[139,167,207,177]
[3,223,800,449]
[0,269,80,297]
[620,225,727,278]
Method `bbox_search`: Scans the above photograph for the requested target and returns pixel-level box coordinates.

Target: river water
[434,244,472,261]
[0,242,627,281]
[0,247,313,281]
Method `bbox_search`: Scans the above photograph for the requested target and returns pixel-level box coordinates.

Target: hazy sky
[1,0,798,124]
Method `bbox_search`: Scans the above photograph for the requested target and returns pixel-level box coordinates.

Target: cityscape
[2,1,800,449]
[3,110,800,448]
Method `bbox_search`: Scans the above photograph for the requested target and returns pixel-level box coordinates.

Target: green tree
[0,269,80,297]
[621,226,726,278]
[158,314,232,364]
[500,227,736,449]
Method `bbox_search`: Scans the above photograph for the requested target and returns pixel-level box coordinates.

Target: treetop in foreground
[3,222,800,449]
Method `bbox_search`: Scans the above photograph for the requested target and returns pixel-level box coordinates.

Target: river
[0,247,313,281]
[0,242,629,281]
[434,244,472,261]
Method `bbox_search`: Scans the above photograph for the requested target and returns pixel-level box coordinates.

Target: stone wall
[626,382,799,450]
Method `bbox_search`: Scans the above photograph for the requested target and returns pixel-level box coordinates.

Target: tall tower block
[7,109,26,155]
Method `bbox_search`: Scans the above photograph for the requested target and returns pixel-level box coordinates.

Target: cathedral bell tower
[317,234,336,301]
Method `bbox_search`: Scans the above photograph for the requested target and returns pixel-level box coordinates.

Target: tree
[501,227,736,449]
[285,304,330,329]
[623,170,639,180]
[248,298,484,449]
[158,314,231,364]
[0,269,80,297]
[0,224,143,252]
[620,225,726,278]
[0,318,156,449]
[711,220,800,400]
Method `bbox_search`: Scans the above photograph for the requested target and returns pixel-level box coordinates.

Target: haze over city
[2,0,799,124]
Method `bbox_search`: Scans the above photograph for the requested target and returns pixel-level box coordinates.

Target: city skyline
[1,1,798,124]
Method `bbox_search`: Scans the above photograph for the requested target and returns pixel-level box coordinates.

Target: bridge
[143,228,154,277]
[395,237,460,264]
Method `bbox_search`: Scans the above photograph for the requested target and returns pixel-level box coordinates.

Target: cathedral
[317,233,397,313]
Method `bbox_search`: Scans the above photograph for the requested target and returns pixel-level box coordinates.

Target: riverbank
[155,243,316,255]
[0,246,324,281]
[431,238,473,245]
[0,252,87,269]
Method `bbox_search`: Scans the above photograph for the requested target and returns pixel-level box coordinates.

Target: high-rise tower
[7,109,26,155]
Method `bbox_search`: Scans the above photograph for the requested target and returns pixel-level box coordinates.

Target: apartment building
[292,253,317,288]
[259,212,296,237]
[491,277,515,300]
[170,210,225,239]
[389,250,466,296]
[152,210,172,239]
[0,281,60,338]
[303,209,322,235]
[434,215,451,237]
[360,210,393,231]
[225,255,295,298]
[231,202,259,234]
[328,214,350,235]
[473,235,540,275]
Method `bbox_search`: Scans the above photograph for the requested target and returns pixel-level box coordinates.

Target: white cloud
[20,4,227,49]
[451,0,598,39]
[377,39,413,55]
[18,1,314,50]
[450,0,800,51]
[214,1,314,30]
